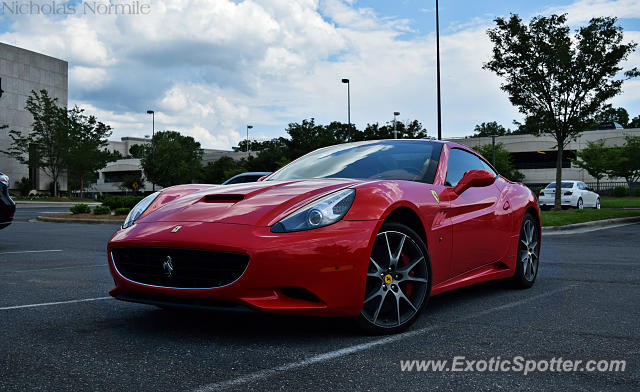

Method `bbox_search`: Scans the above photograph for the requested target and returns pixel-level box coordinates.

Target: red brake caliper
[399,252,414,297]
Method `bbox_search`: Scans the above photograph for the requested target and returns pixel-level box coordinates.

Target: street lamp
[146,110,155,191]
[246,125,253,153]
[341,78,351,141]
[435,0,442,141]
[393,111,400,139]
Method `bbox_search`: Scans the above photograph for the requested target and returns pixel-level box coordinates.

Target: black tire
[510,213,540,289]
[356,222,432,334]
[595,198,601,210]
[577,198,584,210]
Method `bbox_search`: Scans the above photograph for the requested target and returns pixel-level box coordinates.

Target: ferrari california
[107,140,541,333]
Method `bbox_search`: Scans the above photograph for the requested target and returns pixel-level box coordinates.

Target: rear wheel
[510,213,539,288]
[357,222,431,334]
[577,198,584,210]
[595,198,601,209]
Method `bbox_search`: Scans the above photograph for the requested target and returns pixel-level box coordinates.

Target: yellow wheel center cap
[384,274,393,284]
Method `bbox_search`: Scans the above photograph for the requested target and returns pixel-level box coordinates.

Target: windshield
[267,140,443,183]
[546,182,574,189]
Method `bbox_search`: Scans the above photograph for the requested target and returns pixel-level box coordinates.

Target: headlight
[539,191,545,196]
[122,191,160,229]
[0,174,8,187]
[271,189,356,233]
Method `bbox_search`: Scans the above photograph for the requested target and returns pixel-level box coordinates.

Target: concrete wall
[0,42,68,191]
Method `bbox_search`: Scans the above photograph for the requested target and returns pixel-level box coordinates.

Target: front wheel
[357,222,431,334]
[510,213,540,289]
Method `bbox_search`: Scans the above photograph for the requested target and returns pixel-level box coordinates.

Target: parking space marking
[8,265,104,273]
[0,249,63,256]
[193,285,577,392]
[0,296,111,311]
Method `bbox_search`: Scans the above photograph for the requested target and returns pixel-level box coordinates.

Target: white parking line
[0,296,112,311]
[193,285,577,392]
[9,265,104,273]
[0,249,63,256]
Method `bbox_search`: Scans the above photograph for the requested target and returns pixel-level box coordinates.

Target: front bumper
[108,220,380,317]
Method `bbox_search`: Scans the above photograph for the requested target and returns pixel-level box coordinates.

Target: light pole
[491,134,498,168]
[393,111,400,139]
[246,125,253,153]
[146,110,155,191]
[341,78,351,141]
[435,0,442,141]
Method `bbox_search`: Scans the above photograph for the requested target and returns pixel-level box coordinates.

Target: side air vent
[203,194,244,203]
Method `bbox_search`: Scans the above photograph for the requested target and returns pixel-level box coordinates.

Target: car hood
[137,178,367,227]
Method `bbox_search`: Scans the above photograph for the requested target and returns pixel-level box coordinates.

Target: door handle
[503,201,510,210]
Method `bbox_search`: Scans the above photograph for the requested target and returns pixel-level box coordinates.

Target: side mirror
[453,169,496,195]
[257,175,268,182]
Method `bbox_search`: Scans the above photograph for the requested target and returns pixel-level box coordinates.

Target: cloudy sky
[1,0,639,149]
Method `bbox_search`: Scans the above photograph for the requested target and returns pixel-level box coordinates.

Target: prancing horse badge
[431,190,440,204]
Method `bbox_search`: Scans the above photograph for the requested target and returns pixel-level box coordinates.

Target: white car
[538,181,601,210]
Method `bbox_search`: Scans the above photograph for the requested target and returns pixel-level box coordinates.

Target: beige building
[449,128,640,185]
[0,42,68,191]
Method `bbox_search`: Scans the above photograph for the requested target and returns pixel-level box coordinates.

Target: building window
[104,171,142,183]
[511,150,576,170]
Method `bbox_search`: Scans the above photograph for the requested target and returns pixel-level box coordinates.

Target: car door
[577,182,594,206]
[445,148,505,278]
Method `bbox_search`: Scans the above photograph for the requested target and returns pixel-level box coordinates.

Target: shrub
[93,205,111,215]
[612,186,628,198]
[15,177,32,197]
[633,188,640,197]
[101,195,145,210]
[114,207,131,216]
[70,204,91,214]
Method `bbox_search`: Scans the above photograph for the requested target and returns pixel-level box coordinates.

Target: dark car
[222,172,271,185]
[0,172,15,229]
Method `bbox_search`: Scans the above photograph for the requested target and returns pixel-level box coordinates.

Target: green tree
[606,136,640,195]
[141,131,203,187]
[2,90,69,196]
[484,14,637,209]
[573,140,610,191]
[200,156,245,184]
[358,120,427,141]
[472,121,510,137]
[66,106,116,198]
[128,144,146,158]
[120,173,145,194]
[627,115,640,128]
[475,143,525,182]
[594,106,629,127]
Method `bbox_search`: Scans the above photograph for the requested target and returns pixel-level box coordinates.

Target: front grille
[111,247,249,289]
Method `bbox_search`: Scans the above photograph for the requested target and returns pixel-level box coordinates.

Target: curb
[542,216,640,233]
[36,216,123,225]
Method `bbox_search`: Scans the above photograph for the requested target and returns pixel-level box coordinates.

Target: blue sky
[1,0,639,149]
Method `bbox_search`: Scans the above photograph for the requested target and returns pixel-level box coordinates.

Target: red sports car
[108,140,540,333]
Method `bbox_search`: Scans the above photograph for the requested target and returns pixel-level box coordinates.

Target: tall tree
[573,139,609,191]
[594,106,629,127]
[472,121,511,137]
[200,156,245,184]
[2,90,69,196]
[607,136,640,195]
[140,131,203,187]
[128,144,146,158]
[66,106,117,198]
[475,143,525,182]
[484,14,636,209]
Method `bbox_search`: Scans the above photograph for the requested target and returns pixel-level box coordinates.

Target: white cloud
[0,0,638,149]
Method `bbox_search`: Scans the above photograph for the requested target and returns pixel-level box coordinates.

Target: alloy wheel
[596,199,601,209]
[577,198,584,210]
[361,230,429,329]
[519,219,539,282]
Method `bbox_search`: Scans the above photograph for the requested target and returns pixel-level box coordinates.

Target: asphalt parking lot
[1,206,638,391]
